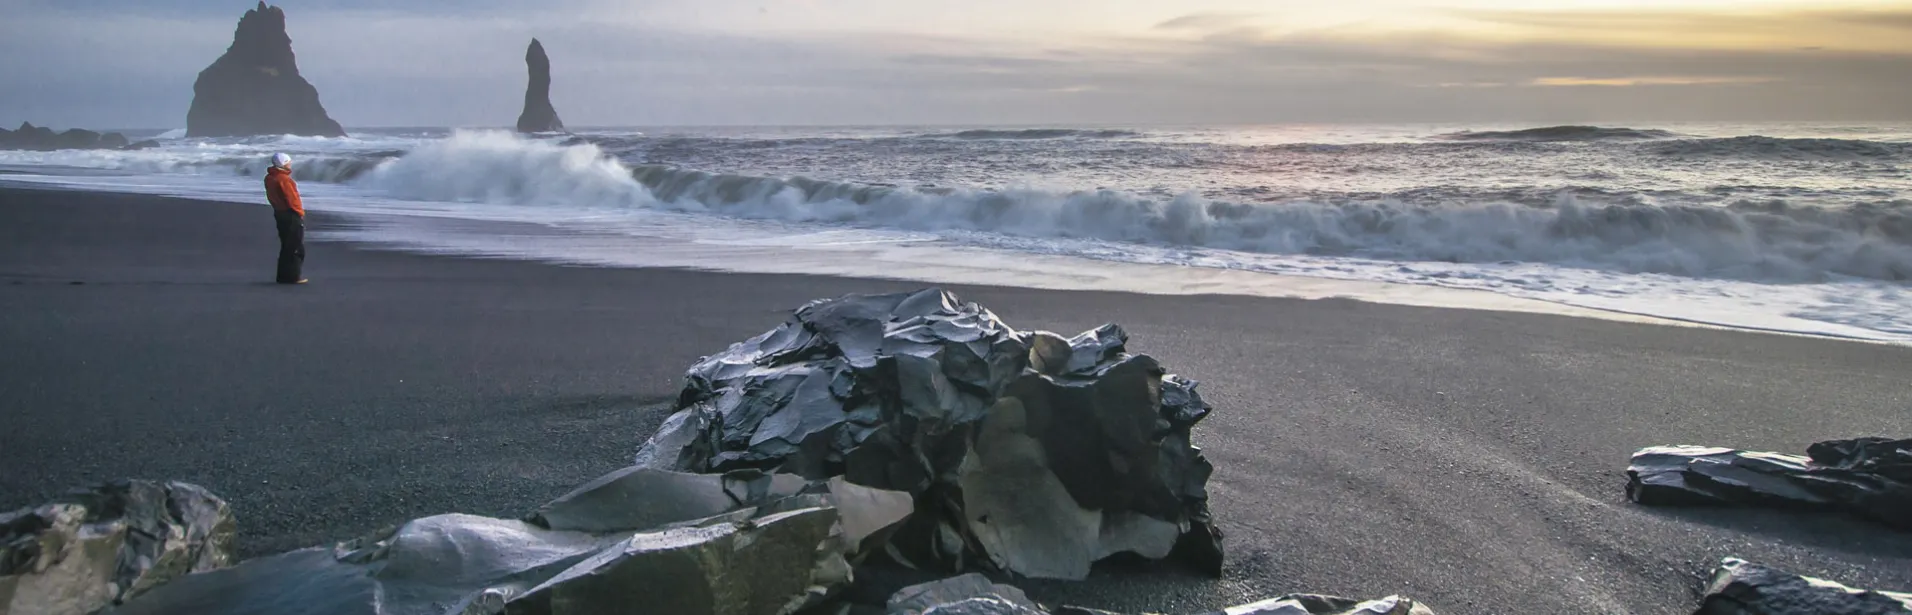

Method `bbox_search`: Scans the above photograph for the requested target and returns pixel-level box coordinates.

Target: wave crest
[1437,126,1680,142]
[930,128,1144,140]
[324,131,1912,283]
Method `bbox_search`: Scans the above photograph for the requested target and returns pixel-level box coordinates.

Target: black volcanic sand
[2,187,1909,614]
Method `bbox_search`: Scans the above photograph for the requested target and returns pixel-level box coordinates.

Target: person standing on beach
[264,153,307,284]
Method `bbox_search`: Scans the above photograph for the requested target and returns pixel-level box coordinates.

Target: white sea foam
[3,126,1909,343]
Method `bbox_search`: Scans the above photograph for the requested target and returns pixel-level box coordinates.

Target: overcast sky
[3,0,1910,129]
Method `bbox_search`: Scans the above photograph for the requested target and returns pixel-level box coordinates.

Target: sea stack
[515,39,565,133]
[186,2,345,138]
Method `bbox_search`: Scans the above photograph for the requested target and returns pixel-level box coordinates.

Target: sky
[2,0,1910,128]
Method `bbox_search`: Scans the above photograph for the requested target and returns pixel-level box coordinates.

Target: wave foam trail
[357,131,653,208]
[321,131,1912,284]
[624,166,1912,283]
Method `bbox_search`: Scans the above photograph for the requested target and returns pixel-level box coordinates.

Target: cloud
[2,2,1911,128]
[1153,12,1261,32]
[1529,76,1779,87]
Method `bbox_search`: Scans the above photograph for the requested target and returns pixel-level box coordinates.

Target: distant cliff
[0,122,141,151]
[516,39,565,133]
[186,2,345,138]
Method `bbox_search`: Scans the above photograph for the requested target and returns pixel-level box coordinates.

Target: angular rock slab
[0,480,234,615]
[115,504,860,615]
[501,506,845,615]
[524,466,807,533]
[637,288,1221,580]
[1626,438,1912,530]
[1695,558,1911,614]
[886,573,1046,615]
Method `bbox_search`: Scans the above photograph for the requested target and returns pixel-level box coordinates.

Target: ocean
[3,122,1909,342]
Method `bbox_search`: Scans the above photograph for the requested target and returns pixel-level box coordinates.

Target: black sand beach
[2,187,1908,613]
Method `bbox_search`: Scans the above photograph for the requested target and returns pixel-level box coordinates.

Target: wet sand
[2,186,1908,614]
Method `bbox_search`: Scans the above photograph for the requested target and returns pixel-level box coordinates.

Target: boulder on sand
[515,39,565,133]
[1695,558,1912,614]
[186,2,345,138]
[0,480,235,615]
[1626,437,1912,530]
[634,288,1223,580]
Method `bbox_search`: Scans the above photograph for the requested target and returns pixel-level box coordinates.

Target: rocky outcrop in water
[634,288,1223,580]
[1697,558,1912,614]
[186,2,345,138]
[0,122,134,151]
[1626,437,1912,530]
[515,39,565,133]
[0,480,234,615]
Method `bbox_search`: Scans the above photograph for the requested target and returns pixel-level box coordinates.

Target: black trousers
[274,210,305,283]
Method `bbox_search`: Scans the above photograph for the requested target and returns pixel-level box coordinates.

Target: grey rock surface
[635,288,1220,580]
[887,574,1047,615]
[186,2,346,137]
[515,39,565,133]
[1695,558,1912,614]
[113,465,905,615]
[0,480,234,615]
[1627,438,1912,529]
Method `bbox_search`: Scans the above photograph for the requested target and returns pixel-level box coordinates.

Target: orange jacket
[265,167,304,216]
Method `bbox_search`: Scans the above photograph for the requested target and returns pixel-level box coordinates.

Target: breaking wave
[930,128,1144,140]
[1437,126,1680,142]
[1650,136,1910,160]
[346,132,1912,283]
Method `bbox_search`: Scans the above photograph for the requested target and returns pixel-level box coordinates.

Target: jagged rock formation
[516,39,565,133]
[1696,558,1912,614]
[1626,437,1912,530]
[0,122,133,151]
[186,2,345,138]
[634,288,1223,580]
[0,480,235,615]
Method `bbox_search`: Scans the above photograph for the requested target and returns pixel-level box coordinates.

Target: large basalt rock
[1695,558,1911,614]
[113,468,908,615]
[0,480,234,615]
[515,39,565,133]
[634,288,1221,580]
[1626,437,1912,530]
[186,2,346,138]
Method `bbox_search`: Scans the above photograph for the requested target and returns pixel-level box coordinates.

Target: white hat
[271,153,292,169]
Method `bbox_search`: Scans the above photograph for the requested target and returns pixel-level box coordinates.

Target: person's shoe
[295,279,309,284]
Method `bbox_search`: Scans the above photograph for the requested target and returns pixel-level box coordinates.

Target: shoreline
[3,186,1909,614]
[7,176,1904,346]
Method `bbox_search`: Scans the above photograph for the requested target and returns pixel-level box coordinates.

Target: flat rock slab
[1696,558,1912,614]
[1627,438,1912,530]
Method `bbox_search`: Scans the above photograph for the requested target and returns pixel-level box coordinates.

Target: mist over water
[3,122,1910,341]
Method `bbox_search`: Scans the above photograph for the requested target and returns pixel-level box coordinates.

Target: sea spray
[357,130,653,208]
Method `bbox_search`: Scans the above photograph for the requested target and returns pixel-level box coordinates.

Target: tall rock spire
[516,39,565,133]
[186,2,345,138]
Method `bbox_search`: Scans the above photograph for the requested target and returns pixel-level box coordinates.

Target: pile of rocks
[6,289,1909,615]
[1,480,233,615]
